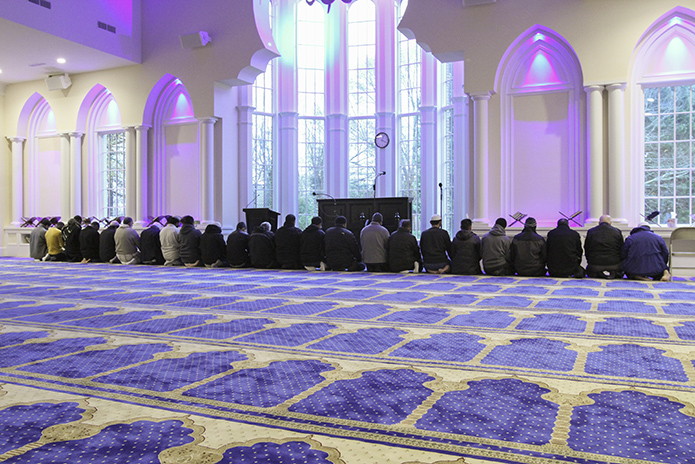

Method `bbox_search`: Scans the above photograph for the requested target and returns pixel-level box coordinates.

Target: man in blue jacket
[621,222,670,281]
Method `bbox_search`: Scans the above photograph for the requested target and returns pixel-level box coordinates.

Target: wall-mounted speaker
[45,73,71,91]
[179,31,211,49]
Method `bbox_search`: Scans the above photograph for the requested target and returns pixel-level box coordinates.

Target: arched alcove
[80,85,124,217]
[144,75,199,218]
[23,95,61,217]
[630,7,695,226]
[495,26,584,226]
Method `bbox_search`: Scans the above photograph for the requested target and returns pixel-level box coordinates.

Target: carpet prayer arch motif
[0,258,694,462]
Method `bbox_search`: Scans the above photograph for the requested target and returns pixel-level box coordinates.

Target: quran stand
[20,217,37,228]
[508,211,527,227]
[640,211,660,225]
[559,210,582,226]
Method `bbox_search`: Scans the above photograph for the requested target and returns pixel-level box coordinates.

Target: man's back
[140,225,164,265]
[420,227,451,265]
[275,225,302,268]
[622,226,669,277]
[450,229,482,275]
[325,226,361,270]
[227,230,250,266]
[481,224,512,274]
[585,222,623,266]
[179,224,202,264]
[79,226,101,261]
[511,227,546,276]
[160,224,181,262]
[360,223,390,265]
[300,225,325,267]
[387,228,421,272]
[29,226,48,260]
[99,225,118,262]
[546,223,583,277]
[248,230,275,268]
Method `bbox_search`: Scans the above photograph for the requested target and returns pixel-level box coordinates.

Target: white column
[607,82,627,224]
[7,137,26,225]
[60,134,71,221]
[197,118,218,225]
[237,99,254,213]
[375,112,396,197]
[278,112,298,217]
[470,91,494,227]
[585,85,605,226]
[420,105,437,230]
[453,94,468,224]
[124,127,136,219]
[326,114,348,198]
[134,125,150,226]
[68,132,84,218]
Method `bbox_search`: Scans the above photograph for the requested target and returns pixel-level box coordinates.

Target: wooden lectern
[316,197,412,237]
[243,208,280,232]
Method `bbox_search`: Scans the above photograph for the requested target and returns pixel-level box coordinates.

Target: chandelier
[306,0,356,12]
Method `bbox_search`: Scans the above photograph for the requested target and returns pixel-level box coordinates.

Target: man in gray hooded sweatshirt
[481,218,513,275]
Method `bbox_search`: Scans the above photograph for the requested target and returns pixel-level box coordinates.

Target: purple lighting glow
[521,51,562,87]
[670,16,683,26]
[170,92,194,120]
[533,33,545,42]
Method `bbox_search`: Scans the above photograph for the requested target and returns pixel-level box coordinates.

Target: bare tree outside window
[644,85,695,226]
[102,132,126,218]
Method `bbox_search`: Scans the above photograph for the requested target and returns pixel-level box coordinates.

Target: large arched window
[25,97,60,217]
[84,87,124,218]
[247,0,465,232]
[633,8,695,226]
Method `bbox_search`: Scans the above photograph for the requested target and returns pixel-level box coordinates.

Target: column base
[134,220,149,229]
[200,220,221,228]
[472,218,490,228]
[10,221,24,227]
[583,218,600,229]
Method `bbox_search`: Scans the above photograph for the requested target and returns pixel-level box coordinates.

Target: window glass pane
[101,132,126,218]
[252,58,274,209]
[644,84,695,225]
[348,118,375,198]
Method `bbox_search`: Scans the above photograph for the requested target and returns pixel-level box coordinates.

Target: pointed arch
[630,7,695,226]
[23,95,61,217]
[495,25,584,226]
[145,74,199,218]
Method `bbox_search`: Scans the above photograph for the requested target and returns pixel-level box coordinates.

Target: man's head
[73,215,82,224]
[236,221,247,232]
[181,215,194,225]
[284,214,296,226]
[123,217,134,226]
[638,221,651,230]
[109,220,120,228]
[430,214,442,227]
[399,219,412,232]
[495,217,507,228]
[371,212,383,224]
[91,221,100,230]
[336,216,347,226]
[260,221,271,232]
[39,218,50,228]
[557,218,569,227]
[311,216,322,226]
[525,217,537,228]
[460,218,473,231]
[167,215,181,226]
[599,214,612,225]
[56,221,65,230]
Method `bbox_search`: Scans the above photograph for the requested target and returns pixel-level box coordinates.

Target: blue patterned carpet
[1,258,695,463]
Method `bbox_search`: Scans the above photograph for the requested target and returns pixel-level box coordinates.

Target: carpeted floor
[1,257,695,463]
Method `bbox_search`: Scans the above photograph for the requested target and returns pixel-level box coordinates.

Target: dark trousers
[586,263,623,279]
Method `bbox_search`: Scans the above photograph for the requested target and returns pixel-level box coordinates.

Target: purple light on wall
[670,16,683,26]
[533,33,545,42]
[656,36,695,76]
[170,92,194,120]
[521,51,562,87]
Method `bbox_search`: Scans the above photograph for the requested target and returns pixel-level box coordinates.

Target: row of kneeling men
[27,213,670,281]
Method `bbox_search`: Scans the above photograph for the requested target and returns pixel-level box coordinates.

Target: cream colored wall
[0,90,7,250]
[402,0,695,92]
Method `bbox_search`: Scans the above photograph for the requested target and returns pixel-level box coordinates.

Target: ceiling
[0,18,136,87]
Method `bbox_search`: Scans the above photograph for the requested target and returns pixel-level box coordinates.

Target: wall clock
[374,132,390,149]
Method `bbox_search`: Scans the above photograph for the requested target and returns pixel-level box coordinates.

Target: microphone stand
[438,183,443,217]
[373,171,386,214]
[312,192,337,226]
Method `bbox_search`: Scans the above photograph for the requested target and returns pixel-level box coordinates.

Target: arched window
[348,0,376,198]
[633,8,695,226]
[247,0,465,232]
[84,87,124,218]
[25,97,60,217]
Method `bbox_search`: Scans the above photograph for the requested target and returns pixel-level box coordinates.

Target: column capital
[5,136,26,144]
[196,117,219,125]
[606,82,627,92]
[584,84,605,93]
[68,131,84,139]
[468,91,495,101]
[135,124,152,131]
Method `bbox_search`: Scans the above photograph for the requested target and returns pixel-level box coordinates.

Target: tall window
[398,0,422,225]
[252,61,275,209]
[101,132,126,218]
[644,84,695,225]
[441,62,455,233]
[348,0,376,198]
[297,1,326,229]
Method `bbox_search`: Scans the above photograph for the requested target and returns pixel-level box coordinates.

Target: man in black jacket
[63,217,82,262]
[248,225,277,268]
[420,215,451,274]
[585,215,624,279]
[79,221,101,263]
[200,223,227,267]
[227,222,250,268]
[511,217,547,276]
[300,216,326,271]
[140,223,165,265]
[325,216,364,271]
[546,218,584,278]
[179,215,202,267]
[387,219,422,273]
[450,218,482,275]
[99,220,120,263]
[275,214,302,269]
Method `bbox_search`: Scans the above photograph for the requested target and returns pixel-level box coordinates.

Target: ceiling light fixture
[306,0,356,13]
[57,58,66,64]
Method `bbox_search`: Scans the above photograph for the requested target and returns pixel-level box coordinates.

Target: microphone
[439,182,443,188]
[378,171,386,176]
[244,194,259,209]
[313,192,336,204]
